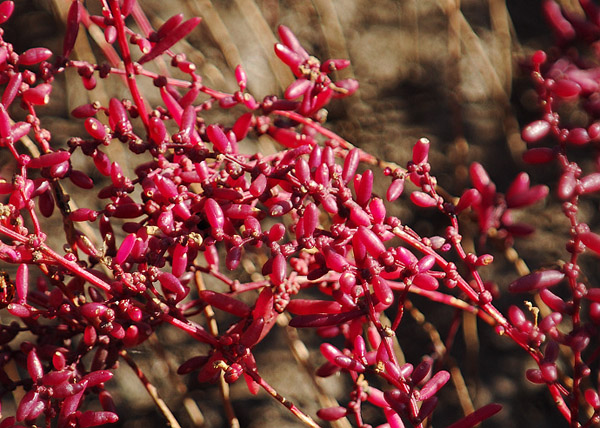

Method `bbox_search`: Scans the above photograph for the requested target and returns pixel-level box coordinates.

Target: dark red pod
[447,403,502,428]
[232,112,253,141]
[198,290,251,317]
[139,17,202,64]
[63,0,81,57]
[28,151,70,169]
[0,1,15,25]
[356,226,386,258]
[387,178,405,202]
[157,272,187,301]
[2,72,21,107]
[78,411,119,427]
[317,406,348,421]
[418,370,450,401]
[22,83,52,105]
[19,47,52,65]
[289,309,365,328]
[286,299,343,315]
[240,316,265,347]
[334,355,365,372]
[508,269,564,293]
[83,370,113,387]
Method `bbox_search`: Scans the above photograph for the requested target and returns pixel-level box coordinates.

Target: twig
[244,369,323,428]
[120,350,183,428]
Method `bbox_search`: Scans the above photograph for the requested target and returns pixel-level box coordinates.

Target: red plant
[0,0,598,427]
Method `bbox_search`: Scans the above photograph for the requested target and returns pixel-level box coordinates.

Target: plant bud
[508,270,564,293]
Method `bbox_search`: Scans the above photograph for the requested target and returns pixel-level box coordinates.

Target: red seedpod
[84,117,107,140]
[387,178,405,202]
[78,411,119,427]
[418,370,450,401]
[139,17,201,64]
[2,72,21,107]
[522,120,552,144]
[157,271,188,301]
[19,47,52,66]
[0,1,14,25]
[410,191,437,208]
[508,269,564,293]
[317,406,348,421]
[22,83,52,105]
[447,403,502,428]
[157,13,184,39]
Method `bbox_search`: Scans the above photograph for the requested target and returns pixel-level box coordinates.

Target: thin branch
[120,350,182,428]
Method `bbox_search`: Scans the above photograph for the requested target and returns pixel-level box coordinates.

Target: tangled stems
[0,0,598,427]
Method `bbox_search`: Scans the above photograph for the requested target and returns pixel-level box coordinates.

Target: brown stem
[120,350,182,428]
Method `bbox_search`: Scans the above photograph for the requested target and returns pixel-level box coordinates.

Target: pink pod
[508,269,565,293]
[148,116,168,144]
[28,151,70,169]
[412,138,430,164]
[157,210,175,234]
[285,78,312,100]
[207,124,230,153]
[580,231,600,254]
[270,253,286,286]
[157,271,188,301]
[372,275,393,306]
[22,83,52,105]
[523,121,550,141]
[232,112,253,141]
[85,117,107,140]
[78,411,119,428]
[69,170,94,189]
[0,1,15,25]
[235,65,247,90]
[115,234,136,265]
[157,14,184,38]
[317,406,348,421]
[418,370,450,401]
[138,17,201,64]
[63,0,81,57]
[2,72,21,107]
[387,178,405,202]
[199,290,250,317]
[19,47,52,65]
[225,246,242,270]
[286,299,343,315]
[410,191,437,208]
[356,226,386,258]
[356,169,373,207]
[334,355,365,372]
[277,25,309,59]
[581,173,600,194]
[446,403,502,428]
[172,243,188,277]
[15,263,28,304]
[274,43,303,72]
[160,87,183,125]
[82,370,113,387]
[332,79,359,98]
[369,198,386,224]
[205,198,224,233]
[342,148,360,184]
[27,348,43,381]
